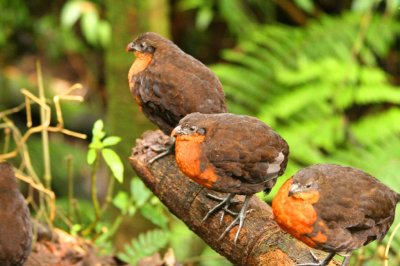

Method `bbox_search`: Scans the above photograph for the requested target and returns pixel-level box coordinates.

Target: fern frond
[117,229,170,265]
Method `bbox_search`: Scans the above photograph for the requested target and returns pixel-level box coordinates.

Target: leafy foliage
[117,229,170,265]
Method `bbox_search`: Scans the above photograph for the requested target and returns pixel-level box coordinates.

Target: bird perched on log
[0,162,32,266]
[172,112,289,243]
[272,164,400,266]
[126,32,227,136]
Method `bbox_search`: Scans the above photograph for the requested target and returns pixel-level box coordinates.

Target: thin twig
[36,61,52,189]
[384,222,400,266]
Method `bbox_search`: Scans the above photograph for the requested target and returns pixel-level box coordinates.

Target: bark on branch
[129,130,339,266]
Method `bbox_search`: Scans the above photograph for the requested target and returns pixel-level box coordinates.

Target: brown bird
[272,164,400,266]
[126,32,227,136]
[172,112,289,243]
[0,162,32,266]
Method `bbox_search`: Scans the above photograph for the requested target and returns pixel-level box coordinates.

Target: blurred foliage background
[1,0,400,265]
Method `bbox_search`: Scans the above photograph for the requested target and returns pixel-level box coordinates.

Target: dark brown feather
[0,162,32,266]
[129,32,226,135]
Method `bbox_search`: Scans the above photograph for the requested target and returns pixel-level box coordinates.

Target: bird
[272,164,400,266]
[171,112,289,243]
[0,162,32,266]
[126,32,227,136]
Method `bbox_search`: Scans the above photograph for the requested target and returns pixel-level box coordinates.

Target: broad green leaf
[131,178,151,207]
[196,6,213,30]
[92,119,105,139]
[102,136,121,147]
[293,0,314,13]
[86,148,96,164]
[140,204,168,229]
[98,21,111,48]
[112,191,129,213]
[61,1,82,27]
[81,12,99,45]
[102,149,124,182]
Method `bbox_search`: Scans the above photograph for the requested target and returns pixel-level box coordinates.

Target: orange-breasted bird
[272,164,400,266]
[172,112,289,243]
[126,32,227,136]
[0,162,32,265]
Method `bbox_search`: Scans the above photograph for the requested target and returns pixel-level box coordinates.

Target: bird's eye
[140,42,147,48]
[305,184,312,189]
[197,128,206,135]
[190,126,196,131]
[147,46,155,53]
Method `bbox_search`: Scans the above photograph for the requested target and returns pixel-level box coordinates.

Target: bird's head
[171,113,207,141]
[288,167,322,201]
[171,124,206,139]
[126,32,170,54]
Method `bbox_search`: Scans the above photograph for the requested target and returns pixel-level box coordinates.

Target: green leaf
[92,119,105,138]
[86,149,96,165]
[97,21,111,48]
[112,191,130,213]
[117,229,170,265]
[81,11,99,45]
[102,136,121,147]
[102,149,124,182]
[61,1,82,28]
[131,178,151,207]
[293,0,314,13]
[196,6,213,30]
[140,204,168,229]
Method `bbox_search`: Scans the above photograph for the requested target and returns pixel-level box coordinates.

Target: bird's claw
[296,251,335,266]
[147,139,175,164]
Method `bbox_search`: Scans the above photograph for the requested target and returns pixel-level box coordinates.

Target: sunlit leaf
[196,6,213,30]
[81,11,99,45]
[92,119,105,138]
[98,21,111,48]
[112,191,130,213]
[131,178,151,207]
[86,148,96,164]
[102,136,121,147]
[102,148,124,182]
[140,204,168,229]
[61,1,82,27]
[293,0,314,13]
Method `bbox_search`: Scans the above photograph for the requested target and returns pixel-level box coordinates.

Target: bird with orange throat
[272,164,400,266]
[126,32,226,160]
[172,112,289,243]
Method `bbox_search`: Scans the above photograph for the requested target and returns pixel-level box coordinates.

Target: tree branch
[129,130,339,266]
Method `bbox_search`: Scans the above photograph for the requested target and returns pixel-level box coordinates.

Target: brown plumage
[127,32,226,135]
[172,112,289,243]
[0,162,32,266]
[272,164,400,266]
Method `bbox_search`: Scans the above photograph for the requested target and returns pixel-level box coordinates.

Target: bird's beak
[288,183,301,197]
[171,125,182,137]
[171,125,191,137]
[126,42,141,52]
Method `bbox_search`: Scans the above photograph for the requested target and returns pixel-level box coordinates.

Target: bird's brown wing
[314,166,398,251]
[133,54,226,134]
[202,116,288,187]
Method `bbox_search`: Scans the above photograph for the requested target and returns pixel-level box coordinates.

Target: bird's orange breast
[128,52,153,90]
[175,135,218,188]
[272,178,327,248]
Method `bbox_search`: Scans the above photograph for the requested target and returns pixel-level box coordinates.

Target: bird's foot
[148,137,175,164]
[297,251,335,266]
[217,195,252,244]
[202,193,237,223]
